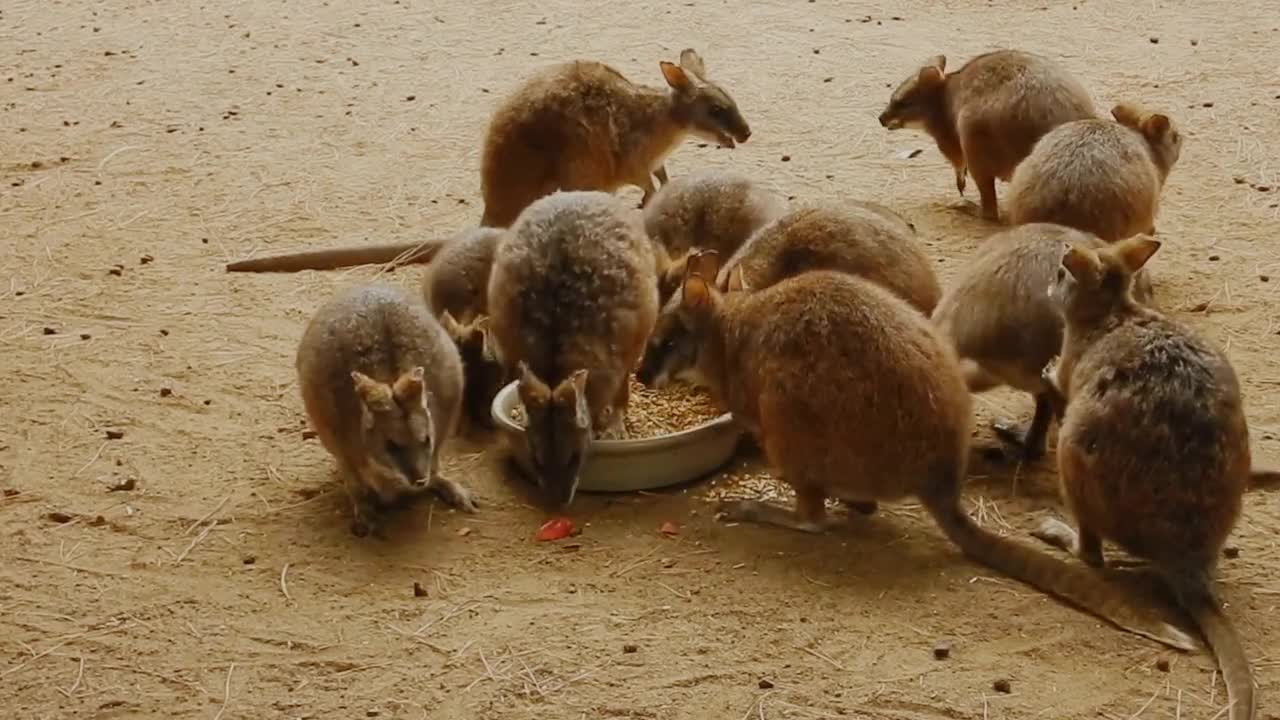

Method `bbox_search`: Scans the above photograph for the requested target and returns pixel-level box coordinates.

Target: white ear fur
[575,391,592,430]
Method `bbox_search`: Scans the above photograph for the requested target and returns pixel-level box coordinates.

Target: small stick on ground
[173,521,215,564]
[799,645,845,671]
[212,663,235,720]
[280,563,292,603]
[57,657,85,698]
[186,494,231,535]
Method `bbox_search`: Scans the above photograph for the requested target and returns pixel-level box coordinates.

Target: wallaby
[296,284,476,537]
[1035,236,1255,720]
[717,203,940,313]
[423,227,506,324]
[488,191,659,506]
[1008,103,1182,242]
[879,50,1095,220]
[932,223,1121,461]
[637,203,940,389]
[649,260,1192,650]
[479,49,751,228]
[643,168,786,259]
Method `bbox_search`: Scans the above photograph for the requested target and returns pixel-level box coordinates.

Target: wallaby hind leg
[991,392,1055,462]
[717,485,834,534]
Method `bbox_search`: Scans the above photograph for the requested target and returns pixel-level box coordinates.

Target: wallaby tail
[1166,570,1256,720]
[924,493,1196,651]
[225,241,442,272]
[1249,468,1280,490]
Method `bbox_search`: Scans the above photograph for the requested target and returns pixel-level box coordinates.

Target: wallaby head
[660,49,751,148]
[879,55,946,130]
[350,367,437,492]
[1051,235,1161,324]
[637,250,743,388]
[1111,102,1182,177]
[517,363,591,508]
[440,311,505,426]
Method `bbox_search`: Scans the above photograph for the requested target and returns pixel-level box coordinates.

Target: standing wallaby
[648,263,1191,650]
[1007,103,1182,242]
[1036,236,1256,720]
[932,223,1114,460]
[479,49,751,228]
[879,50,1095,220]
[296,284,476,537]
[423,227,506,324]
[488,191,659,506]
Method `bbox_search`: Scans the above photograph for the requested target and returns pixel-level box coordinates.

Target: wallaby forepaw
[990,421,1045,462]
[429,476,478,513]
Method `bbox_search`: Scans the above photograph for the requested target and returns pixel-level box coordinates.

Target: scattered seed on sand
[993,679,1012,694]
[105,429,124,439]
[933,641,952,660]
[413,582,429,597]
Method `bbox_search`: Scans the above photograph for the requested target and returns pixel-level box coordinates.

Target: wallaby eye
[710,105,733,123]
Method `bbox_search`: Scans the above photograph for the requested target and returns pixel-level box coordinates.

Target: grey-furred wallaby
[296,284,476,537]
[488,191,658,507]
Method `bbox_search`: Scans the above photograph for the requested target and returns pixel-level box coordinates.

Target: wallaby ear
[682,273,712,311]
[685,249,720,282]
[1061,245,1101,281]
[916,65,944,89]
[517,361,550,406]
[1113,235,1161,273]
[1110,102,1143,128]
[679,48,707,79]
[351,371,395,411]
[555,369,591,430]
[392,366,427,405]
[567,368,589,395]
[726,265,749,293]
[1142,113,1170,138]
[927,54,946,72]
[660,61,693,92]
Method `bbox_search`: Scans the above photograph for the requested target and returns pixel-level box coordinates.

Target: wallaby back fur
[1008,103,1183,241]
[488,190,659,506]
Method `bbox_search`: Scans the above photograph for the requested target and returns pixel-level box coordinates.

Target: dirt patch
[3,2,1278,719]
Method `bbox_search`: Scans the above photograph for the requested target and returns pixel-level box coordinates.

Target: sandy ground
[3,1,1280,718]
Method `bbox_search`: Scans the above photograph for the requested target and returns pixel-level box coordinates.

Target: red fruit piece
[535,517,575,541]
[659,522,679,536]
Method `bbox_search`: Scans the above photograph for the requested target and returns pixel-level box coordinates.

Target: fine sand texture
[3,2,1279,718]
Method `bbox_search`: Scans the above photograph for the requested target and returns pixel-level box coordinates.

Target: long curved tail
[1249,468,1280,490]
[924,493,1196,651]
[1167,571,1256,720]
[224,240,443,272]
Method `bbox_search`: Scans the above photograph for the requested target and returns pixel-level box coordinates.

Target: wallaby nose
[877,113,890,128]
[740,127,752,141]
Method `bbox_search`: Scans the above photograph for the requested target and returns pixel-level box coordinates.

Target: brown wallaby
[488,191,659,506]
[879,50,1095,220]
[932,223,1120,461]
[643,168,786,259]
[1035,236,1256,720]
[479,49,751,228]
[637,203,939,389]
[423,227,506,324]
[647,261,1192,650]
[1007,103,1182,242]
[716,203,940,313]
[296,284,476,537]
[439,311,505,434]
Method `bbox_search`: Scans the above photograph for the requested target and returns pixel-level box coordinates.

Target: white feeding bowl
[490,380,744,492]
